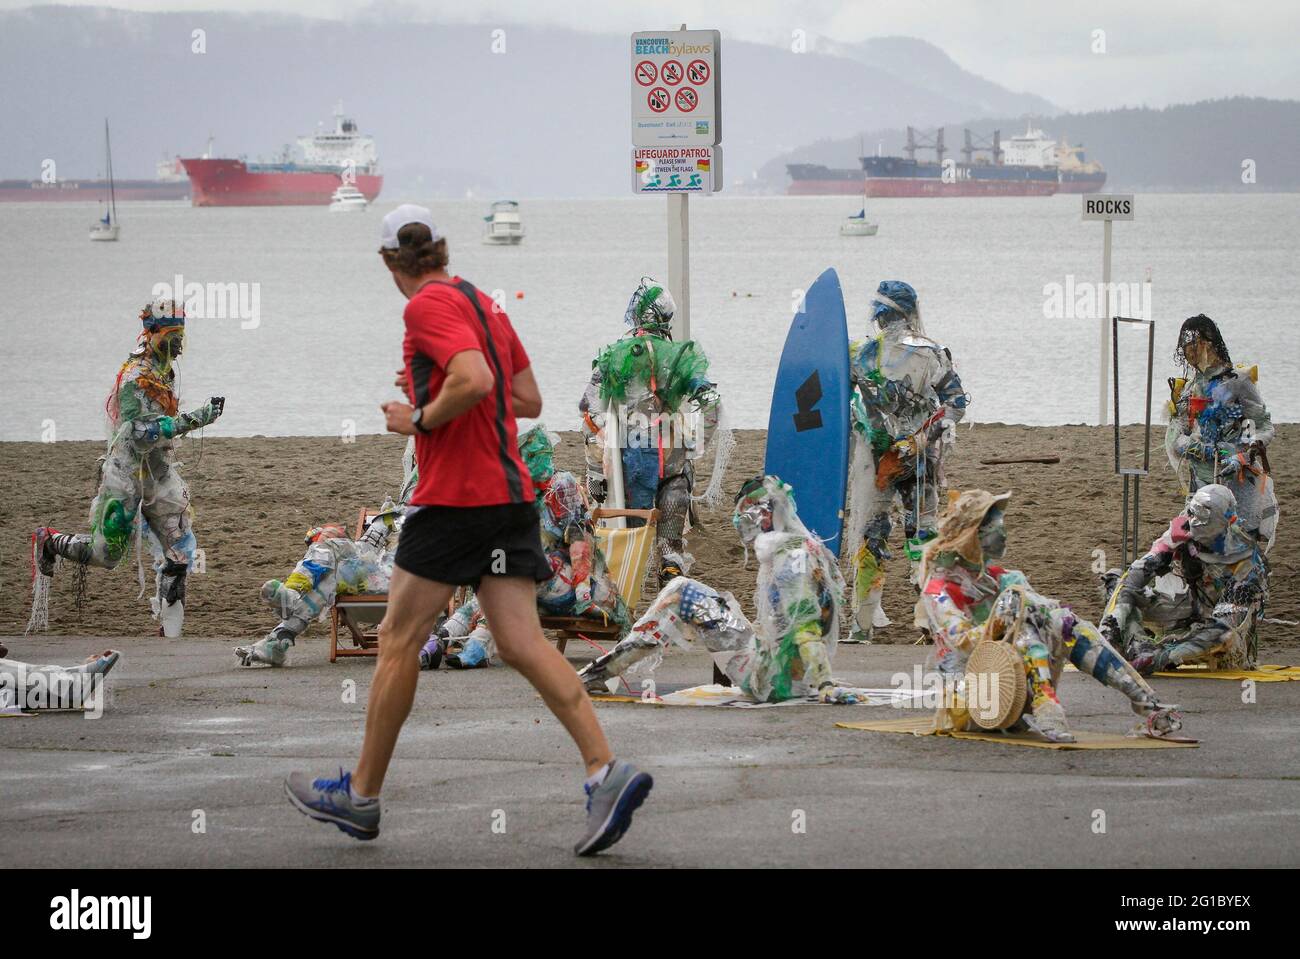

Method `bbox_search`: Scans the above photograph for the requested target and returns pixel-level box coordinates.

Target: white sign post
[1082,194,1135,425]
[631,26,722,342]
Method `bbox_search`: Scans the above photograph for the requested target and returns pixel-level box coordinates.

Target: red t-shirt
[402,278,534,507]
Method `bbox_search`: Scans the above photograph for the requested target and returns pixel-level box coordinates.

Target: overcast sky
[5,0,1297,111]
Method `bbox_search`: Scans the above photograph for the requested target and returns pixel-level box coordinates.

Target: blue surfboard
[764,268,851,554]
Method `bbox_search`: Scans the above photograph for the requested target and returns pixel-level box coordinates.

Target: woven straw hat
[964,640,1028,730]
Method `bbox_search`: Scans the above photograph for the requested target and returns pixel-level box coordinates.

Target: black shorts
[395,502,551,589]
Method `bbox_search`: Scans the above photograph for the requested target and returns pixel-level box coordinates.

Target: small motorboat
[328,184,369,212]
[90,119,120,241]
[482,200,525,245]
[840,207,878,237]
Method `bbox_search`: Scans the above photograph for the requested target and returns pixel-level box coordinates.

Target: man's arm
[511,365,543,419]
[382,350,494,435]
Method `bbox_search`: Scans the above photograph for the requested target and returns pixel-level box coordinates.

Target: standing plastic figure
[1102,484,1268,673]
[916,490,1182,742]
[1165,314,1277,550]
[32,300,224,637]
[421,425,630,670]
[845,281,967,644]
[578,475,866,705]
[579,277,731,588]
[236,440,419,668]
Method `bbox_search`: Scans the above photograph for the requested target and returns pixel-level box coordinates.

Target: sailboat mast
[105,119,117,224]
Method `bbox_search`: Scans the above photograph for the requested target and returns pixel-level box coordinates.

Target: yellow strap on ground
[1154,664,1300,682]
[834,715,1198,749]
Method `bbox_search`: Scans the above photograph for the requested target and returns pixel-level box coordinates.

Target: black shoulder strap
[432,280,524,503]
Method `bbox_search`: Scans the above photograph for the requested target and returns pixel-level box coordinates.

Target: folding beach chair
[540,507,658,655]
[328,508,388,663]
[329,507,466,663]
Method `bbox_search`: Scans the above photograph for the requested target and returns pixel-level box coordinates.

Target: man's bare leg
[352,566,452,796]
[475,574,612,775]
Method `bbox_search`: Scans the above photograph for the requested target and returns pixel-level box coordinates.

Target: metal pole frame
[1113,315,1156,568]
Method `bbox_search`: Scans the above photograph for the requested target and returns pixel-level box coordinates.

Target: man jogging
[284,205,652,856]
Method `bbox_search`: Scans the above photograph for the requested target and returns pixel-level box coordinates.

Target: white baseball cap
[380,204,441,250]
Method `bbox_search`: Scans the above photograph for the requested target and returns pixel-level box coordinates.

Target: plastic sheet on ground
[590,681,927,708]
[1153,664,1300,682]
[834,714,1199,748]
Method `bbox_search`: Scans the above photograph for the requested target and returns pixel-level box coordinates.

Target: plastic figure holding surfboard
[844,280,968,644]
[579,277,731,587]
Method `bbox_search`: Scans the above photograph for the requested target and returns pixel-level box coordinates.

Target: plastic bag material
[595,335,712,416]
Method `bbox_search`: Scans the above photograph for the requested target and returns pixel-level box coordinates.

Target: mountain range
[1,7,1053,195]
[2,7,1294,196]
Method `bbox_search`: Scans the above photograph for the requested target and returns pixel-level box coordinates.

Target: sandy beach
[1,424,1294,647]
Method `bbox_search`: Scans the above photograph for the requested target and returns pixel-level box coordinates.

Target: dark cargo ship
[785,125,1106,197]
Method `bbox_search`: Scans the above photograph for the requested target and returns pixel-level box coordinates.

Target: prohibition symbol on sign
[647,87,670,113]
[660,60,683,85]
[634,60,657,86]
[687,59,711,85]
[674,87,698,112]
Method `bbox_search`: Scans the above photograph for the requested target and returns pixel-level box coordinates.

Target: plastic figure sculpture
[1165,314,1277,551]
[0,649,120,713]
[845,280,967,644]
[1102,484,1268,674]
[419,426,630,670]
[916,489,1182,742]
[578,475,868,704]
[235,441,418,667]
[579,277,731,588]
[32,300,224,638]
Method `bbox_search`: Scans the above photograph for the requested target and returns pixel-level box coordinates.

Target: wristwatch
[410,405,431,434]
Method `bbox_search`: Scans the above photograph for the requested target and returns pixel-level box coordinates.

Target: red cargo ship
[181,106,382,207]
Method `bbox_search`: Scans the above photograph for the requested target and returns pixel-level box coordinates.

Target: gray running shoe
[574,759,653,857]
[284,768,380,841]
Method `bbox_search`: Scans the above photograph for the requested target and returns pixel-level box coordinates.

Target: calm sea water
[1,193,1297,441]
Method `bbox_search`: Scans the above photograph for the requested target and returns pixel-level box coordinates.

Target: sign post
[1082,193,1135,424]
[631,25,722,342]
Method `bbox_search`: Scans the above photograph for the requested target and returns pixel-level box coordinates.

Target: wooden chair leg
[330,608,339,663]
[556,633,569,655]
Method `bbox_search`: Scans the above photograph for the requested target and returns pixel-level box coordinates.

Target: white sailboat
[89,120,119,241]
[840,207,879,236]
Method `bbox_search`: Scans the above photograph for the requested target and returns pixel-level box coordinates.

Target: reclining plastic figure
[846,280,967,644]
[1102,484,1267,674]
[235,441,418,667]
[578,475,867,705]
[578,277,730,588]
[0,648,120,713]
[419,426,630,670]
[1165,314,1277,550]
[916,489,1181,742]
[32,299,224,638]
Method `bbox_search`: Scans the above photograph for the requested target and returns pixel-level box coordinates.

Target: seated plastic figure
[916,489,1182,742]
[1102,484,1267,674]
[234,441,419,668]
[419,426,630,670]
[577,475,867,704]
